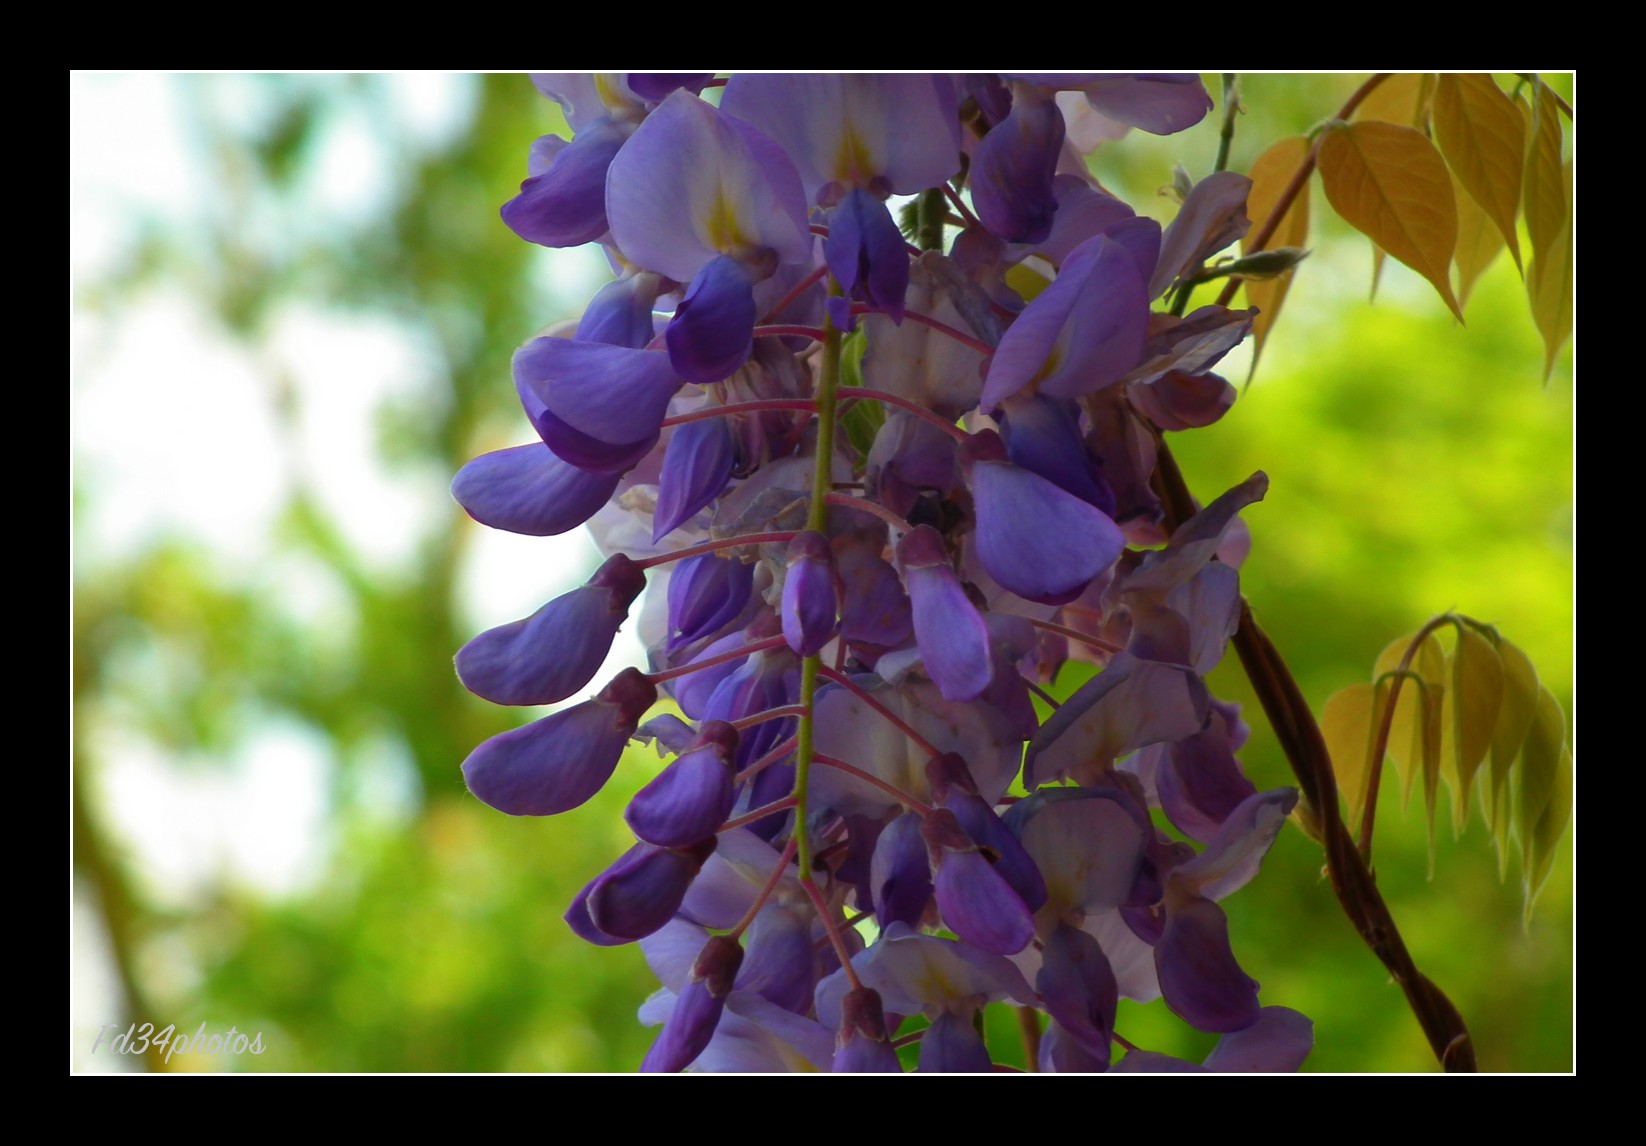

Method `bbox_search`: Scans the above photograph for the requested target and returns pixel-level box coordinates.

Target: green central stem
[792,285,844,877]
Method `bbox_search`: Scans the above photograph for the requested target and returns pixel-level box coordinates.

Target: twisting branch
[1151,436,1476,1073]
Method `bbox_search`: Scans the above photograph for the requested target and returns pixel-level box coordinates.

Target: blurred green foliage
[71,73,1571,1073]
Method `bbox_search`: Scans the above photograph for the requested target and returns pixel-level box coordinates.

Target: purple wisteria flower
[454,71,1312,1073]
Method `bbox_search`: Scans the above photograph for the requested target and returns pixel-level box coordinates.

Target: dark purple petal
[869,812,933,930]
[1157,708,1259,844]
[625,722,739,847]
[925,809,1033,955]
[1129,369,1236,432]
[1039,1020,1115,1073]
[971,88,1064,244]
[455,554,645,707]
[564,876,632,947]
[626,74,716,103]
[461,668,656,817]
[1000,396,1110,511]
[667,255,757,384]
[1155,893,1261,1033]
[1036,923,1119,1067]
[940,787,1047,914]
[832,988,902,1073]
[500,119,626,248]
[451,444,620,537]
[836,543,912,649]
[587,837,717,942]
[666,555,755,652]
[654,417,735,541]
[917,1010,994,1073]
[1111,1048,1206,1073]
[1201,1006,1314,1072]
[781,530,838,657]
[825,189,910,322]
[640,934,743,1072]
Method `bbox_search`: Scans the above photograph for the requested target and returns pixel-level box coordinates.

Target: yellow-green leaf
[1528,158,1573,380]
[1319,121,1464,322]
[1322,682,1378,829]
[1487,638,1541,867]
[1374,630,1447,805]
[1522,80,1566,277]
[1433,74,1525,271]
[1524,739,1572,919]
[1356,73,1433,130]
[1452,169,1506,311]
[1443,624,1504,835]
[1515,686,1567,899]
[1242,135,1311,375]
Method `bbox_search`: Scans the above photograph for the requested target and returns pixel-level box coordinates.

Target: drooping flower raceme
[454,71,1311,1073]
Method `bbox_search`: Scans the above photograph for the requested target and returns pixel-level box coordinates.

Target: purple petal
[781,531,838,657]
[625,723,739,847]
[981,235,1147,409]
[606,90,810,283]
[454,554,645,707]
[1081,75,1213,136]
[1036,923,1118,1066]
[1155,893,1261,1033]
[1024,653,1210,787]
[1201,1006,1314,1072]
[666,255,757,384]
[461,668,655,816]
[971,88,1064,244]
[870,812,933,929]
[968,445,1125,606]
[451,443,619,537]
[640,934,742,1072]
[587,837,717,942]
[500,119,626,248]
[666,555,755,652]
[932,846,1034,955]
[734,906,816,1015]
[918,1010,994,1073]
[825,189,910,322]
[514,337,682,472]
[626,74,716,103]
[576,272,665,350]
[1150,171,1253,300]
[654,416,735,542]
[899,526,994,702]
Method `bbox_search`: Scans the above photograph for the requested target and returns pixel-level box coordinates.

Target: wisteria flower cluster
[452,72,1312,1073]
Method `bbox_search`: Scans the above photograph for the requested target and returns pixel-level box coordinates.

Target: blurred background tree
[69,72,1572,1073]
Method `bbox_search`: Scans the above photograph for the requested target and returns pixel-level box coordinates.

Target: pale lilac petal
[1023,654,1210,787]
[1150,171,1253,300]
[607,90,810,282]
[1081,74,1213,136]
[1171,787,1298,902]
